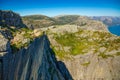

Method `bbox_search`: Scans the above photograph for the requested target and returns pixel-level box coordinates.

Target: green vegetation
[116,52,120,56]
[10,44,19,53]
[22,15,85,28]
[52,46,66,59]
[81,61,90,66]
[51,29,120,59]
[10,28,35,53]
[54,32,90,55]
[2,20,5,23]
[22,15,56,28]
[98,52,114,59]
[22,15,53,21]
[54,15,80,25]
[0,26,42,53]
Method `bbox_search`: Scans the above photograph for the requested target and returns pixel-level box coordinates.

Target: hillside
[22,15,56,29]
[90,16,120,26]
[53,15,120,27]
[53,15,80,25]
[22,15,109,30]
[22,15,81,26]
[22,15,53,20]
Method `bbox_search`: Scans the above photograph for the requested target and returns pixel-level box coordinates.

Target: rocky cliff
[0,10,120,80]
[63,53,120,80]
[0,31,11,80]
[48,28,120,80]
[0,33,72,80]
[0,31,11,56]
[0,10,26,28]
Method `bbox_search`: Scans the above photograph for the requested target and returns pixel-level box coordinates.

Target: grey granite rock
[2,35,72,80]
[0,31,11,56]
[63,53,120,80]
[0,10,26,28]
[0,30,11,80]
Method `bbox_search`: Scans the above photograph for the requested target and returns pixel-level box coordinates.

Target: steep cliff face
[2,35,72,80]
[0,10,25,28]
[62,53,120,80]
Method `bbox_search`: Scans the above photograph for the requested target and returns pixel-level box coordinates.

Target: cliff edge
[1,34,72,80]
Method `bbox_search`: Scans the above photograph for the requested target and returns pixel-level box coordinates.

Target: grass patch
[98,52,114,59]
[10,28,34,53]
[116,52,120,56]
[51,46,66,59]
[50,29,120,58]
[54,31,94,55]
[81,61,90,66]
[10,44,19,53]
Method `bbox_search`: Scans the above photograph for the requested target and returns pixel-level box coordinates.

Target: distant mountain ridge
[22,15,54,21]
[89,16,120,26]
[22,14,120,29]
[22,15,56,29]
[53,15,80,25]
[1,10,119,28]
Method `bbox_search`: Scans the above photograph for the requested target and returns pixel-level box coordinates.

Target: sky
[0,0,120,16]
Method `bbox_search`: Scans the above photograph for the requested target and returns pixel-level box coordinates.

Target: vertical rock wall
[2,35,72,80]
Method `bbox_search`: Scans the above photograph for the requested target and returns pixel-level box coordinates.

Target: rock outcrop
[0,31,11,56]
[0,31,11,80]
[0,10,26,28]
[1,35,72,80]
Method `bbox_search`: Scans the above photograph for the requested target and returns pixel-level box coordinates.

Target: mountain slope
[22,15,55,21]
[22,15,108,31]
[53,15,80,25]
[23,15,120,28]
[90,16,120,26]
[22,15,56,29]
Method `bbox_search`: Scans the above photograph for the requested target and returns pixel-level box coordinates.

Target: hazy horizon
[21,14,120,17]
[0,0,120,16]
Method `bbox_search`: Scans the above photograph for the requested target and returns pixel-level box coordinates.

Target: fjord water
[108,25,120,36]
